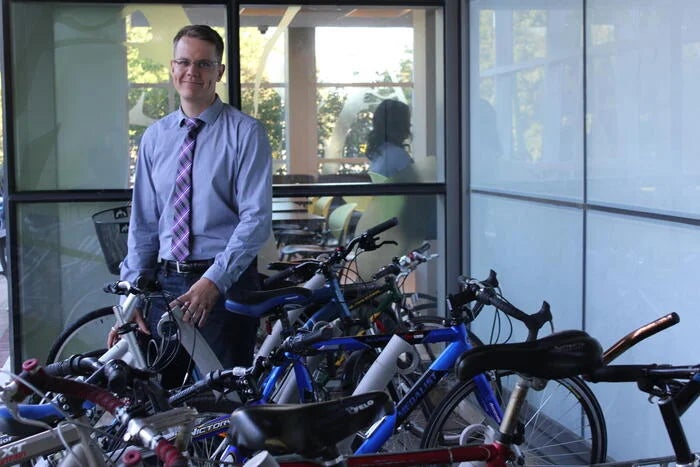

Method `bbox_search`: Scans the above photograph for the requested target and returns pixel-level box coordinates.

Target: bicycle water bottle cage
[455,330,604,382]
[224,287,313,319]
[228,391,392,458]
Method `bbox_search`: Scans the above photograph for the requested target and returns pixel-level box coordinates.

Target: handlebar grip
[365,217,398,238]
[414,242,431,254]
[154,438,188,467]
[603,312,680,364]
[104,280,130,294]
[44,355,101,378]
[372,264,401,281]
[135,276,160,292]
[283,324,334,354]
[168,377,211,406]
[263,261,318,289]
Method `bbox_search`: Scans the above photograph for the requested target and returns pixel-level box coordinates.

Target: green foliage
[241,87,284,160]
[317,90,346,157]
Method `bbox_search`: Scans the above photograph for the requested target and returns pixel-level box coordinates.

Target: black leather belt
[161,259,214,274]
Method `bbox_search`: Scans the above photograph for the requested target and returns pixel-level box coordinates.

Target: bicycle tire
[421,373,607,466]
[46,306,114,364]
[175,394,241,465]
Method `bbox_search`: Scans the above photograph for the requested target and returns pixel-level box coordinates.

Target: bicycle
[583,312,700,466]
[228,312,679,467]
[0,357,194,466]
[219,266,606,465]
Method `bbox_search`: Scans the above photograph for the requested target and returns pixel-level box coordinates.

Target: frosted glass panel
[16,202,124,363]
[469,193,583,342]
[470,1,583,201]
[587,211,700,461]
[587,1,700,216]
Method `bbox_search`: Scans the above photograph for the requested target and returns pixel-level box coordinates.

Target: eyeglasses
[172,59,221,70]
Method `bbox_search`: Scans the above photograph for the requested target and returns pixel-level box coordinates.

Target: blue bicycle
[220,221,606,464]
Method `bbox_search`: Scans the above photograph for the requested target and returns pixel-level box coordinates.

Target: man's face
[171,36,224,108]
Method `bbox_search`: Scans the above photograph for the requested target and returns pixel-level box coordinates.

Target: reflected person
[365,99,413,178]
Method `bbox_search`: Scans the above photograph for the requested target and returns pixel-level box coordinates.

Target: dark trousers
[145,261,260,387]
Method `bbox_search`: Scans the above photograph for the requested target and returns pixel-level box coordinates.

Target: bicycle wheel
[46,307,114,364]
[421,373,607,466]
[179,395,241,466]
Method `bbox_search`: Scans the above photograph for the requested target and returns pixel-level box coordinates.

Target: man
[111,24,272,378]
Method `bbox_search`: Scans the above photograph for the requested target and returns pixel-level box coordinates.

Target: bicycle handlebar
[263,218,400,287]
[372,264,401,281]
[364,217,398,238]
[601,312,680,365]
[448,270,552,341]
[278,322,335,356]
[169,366,253,406]
[103,277,161,296]
[372,242,435,281]
[3,359,187,467]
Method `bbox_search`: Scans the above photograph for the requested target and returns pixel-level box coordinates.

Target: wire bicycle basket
[92,205,130,275]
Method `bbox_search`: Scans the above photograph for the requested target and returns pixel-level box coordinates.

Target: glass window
[268,194,442,311]
[586,211,700,461]
[469,193,583,339]
[15,202,127,361]
[9,3,226,191]
[239,5,443,183]
[587,0,700,216]
[470,1,583,202]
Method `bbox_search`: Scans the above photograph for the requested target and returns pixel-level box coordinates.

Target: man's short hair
[173,25,224,61]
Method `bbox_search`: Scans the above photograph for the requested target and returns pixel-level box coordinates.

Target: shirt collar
[177,95,224,128]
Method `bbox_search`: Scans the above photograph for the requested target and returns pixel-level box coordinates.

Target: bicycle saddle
[228,391,392,458]
[224,286,313,319]
[456,330,603,381]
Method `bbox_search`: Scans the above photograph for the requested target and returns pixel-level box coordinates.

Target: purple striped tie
[171,118,204,262]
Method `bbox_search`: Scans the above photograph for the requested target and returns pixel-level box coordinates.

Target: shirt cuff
[202,263,234,294]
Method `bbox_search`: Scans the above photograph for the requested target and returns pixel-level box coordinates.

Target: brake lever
[376,240,398,249]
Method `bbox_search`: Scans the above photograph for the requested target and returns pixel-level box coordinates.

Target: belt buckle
[176,261,185,274]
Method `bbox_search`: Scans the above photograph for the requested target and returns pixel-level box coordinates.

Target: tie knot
[184,118,203,133]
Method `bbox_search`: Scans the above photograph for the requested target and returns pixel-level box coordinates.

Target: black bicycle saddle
[228,391,392,458]
[456,330,603,381]
[224,286,313,319]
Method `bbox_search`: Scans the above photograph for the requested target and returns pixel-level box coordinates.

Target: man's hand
[173,277,221,328]
[107,310,149,348]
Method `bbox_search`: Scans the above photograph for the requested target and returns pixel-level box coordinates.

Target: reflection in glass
[240,4,442,183]
[9,3,226,191]
[587,0,700,216]
[470,1,583,201]
[262,194,440,306]
[16,202,127,363]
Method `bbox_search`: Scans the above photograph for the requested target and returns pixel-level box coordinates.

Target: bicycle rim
[421,374,607,466]
[46,307,113,363]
